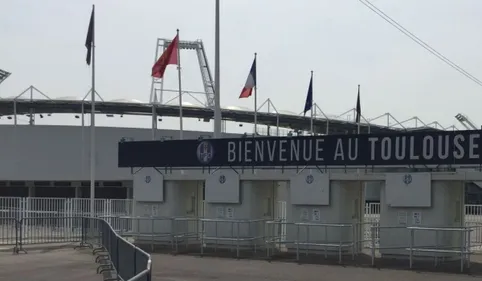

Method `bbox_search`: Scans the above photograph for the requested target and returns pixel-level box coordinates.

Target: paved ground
[151,254,482,281]
[0,247,100,281]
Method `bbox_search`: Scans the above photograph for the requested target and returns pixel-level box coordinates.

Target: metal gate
[0,197,133,232]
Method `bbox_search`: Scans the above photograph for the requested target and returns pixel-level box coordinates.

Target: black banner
[118,130,482,167]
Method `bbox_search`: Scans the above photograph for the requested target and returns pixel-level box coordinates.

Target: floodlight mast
[0,69,11,85]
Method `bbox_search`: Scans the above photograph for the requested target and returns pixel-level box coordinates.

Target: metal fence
[3,198,482,226]
[0,197,133,220]
[0,216,151,281]
[83,217,152,281]
[106,215,481,272]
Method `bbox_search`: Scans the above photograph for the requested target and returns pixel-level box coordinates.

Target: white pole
[151,103,157,140]
[310,70,314,135]
[213,0,222,138]
[90,5,96,217]
[81,102,85,178]
[177,29,183,140]
[357,84,361,134]
[13,100,17,126]
[254,52,258,135]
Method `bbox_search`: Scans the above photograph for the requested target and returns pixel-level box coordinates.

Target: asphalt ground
[0,247,99,281]
[150,253,482,281]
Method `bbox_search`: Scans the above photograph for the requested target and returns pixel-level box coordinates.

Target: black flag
[85,7,94,65]
[355,84,361,123]
[303,72,313,116]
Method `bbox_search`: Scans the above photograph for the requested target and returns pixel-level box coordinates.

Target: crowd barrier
[106,216,482,272]
[2,214,482,273]
[0,216,151,281]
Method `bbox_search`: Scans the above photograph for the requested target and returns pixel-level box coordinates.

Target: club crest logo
[145,176,151,183]
[196,141,214,165]
[306,175,314,184]
[219,175,226,184]
[403,174,412,185]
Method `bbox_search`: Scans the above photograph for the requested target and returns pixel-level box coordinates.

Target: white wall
[0,124,239,181]
[288,181,364,250]
[379,180,465,258]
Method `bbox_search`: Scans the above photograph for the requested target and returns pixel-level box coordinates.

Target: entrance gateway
[118,130,482,264]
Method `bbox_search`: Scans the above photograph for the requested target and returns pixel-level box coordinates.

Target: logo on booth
[219,175,226,184]
[403,174,412,185]
[196,141,214,165]
[306,175,314,184]
[145,176,151,183]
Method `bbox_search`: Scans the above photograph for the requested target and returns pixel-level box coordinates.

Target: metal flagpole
[254,52,258,135]
[177,29,184,140]
[310,70,314,135]
[90,5,96,217]
[213,0,222,138]
[90,5,95,217]
[81,102,85,178]
[357,84,361,134]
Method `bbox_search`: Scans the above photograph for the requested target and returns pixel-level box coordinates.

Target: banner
[118,130,482,167]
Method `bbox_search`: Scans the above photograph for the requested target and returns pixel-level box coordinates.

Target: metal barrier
[368,224,479,272]
[265,221,355,263]
[200,218,267,258]
[369,225,408,265]
[120,216,267,258]
[122,216,200,253]
[0,216,151,281]
[83,217,152,281]
[0,197,133,220]
[407,226,472,272]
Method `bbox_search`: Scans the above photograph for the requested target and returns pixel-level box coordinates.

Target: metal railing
[0,197,133,220]
[0,216,151,281]
[367,223,482,272]
[111,216,481,272]
[265,221,356,263]
[407,226,472,273]
[200,218,267,257]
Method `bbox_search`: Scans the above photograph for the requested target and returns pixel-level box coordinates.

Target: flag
[355,85,361,123]
[85,7,94,65]
[303,74,313,116]
[239,57,257,98]
[151,34,179,78]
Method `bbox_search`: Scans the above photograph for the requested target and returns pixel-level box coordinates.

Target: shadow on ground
[136,243,482,276]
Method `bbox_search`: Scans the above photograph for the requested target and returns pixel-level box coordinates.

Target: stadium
[0,38,480,202]
[3,3,482,280]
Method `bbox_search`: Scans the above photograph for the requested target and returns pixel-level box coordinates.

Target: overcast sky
[1,0,481,134]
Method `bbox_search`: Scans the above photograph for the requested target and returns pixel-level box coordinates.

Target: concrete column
[27,185,35,197]
[74,186,82,198]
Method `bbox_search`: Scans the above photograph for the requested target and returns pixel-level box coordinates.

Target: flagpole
[89,4,96,217]
[177,29,183,140]
[357,84,361,134]
[310,70,314,135]
[253,52,258,135]
[213,0,222,138]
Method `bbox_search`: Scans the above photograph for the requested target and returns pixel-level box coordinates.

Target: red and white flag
[151,34,179,78]
[239,57,257,98]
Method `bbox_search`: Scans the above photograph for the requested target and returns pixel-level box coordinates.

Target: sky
[1,0,482,134]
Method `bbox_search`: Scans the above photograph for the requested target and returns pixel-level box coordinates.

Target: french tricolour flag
[239,57,257,98]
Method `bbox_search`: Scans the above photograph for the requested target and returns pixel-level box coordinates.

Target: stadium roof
[0,98,445,135]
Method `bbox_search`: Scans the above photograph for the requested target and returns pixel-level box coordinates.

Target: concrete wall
[134,180,203,243]
[0,124,239,181]
[287,181,363,251]
[379,180,465,258]
[203,181,275,243]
